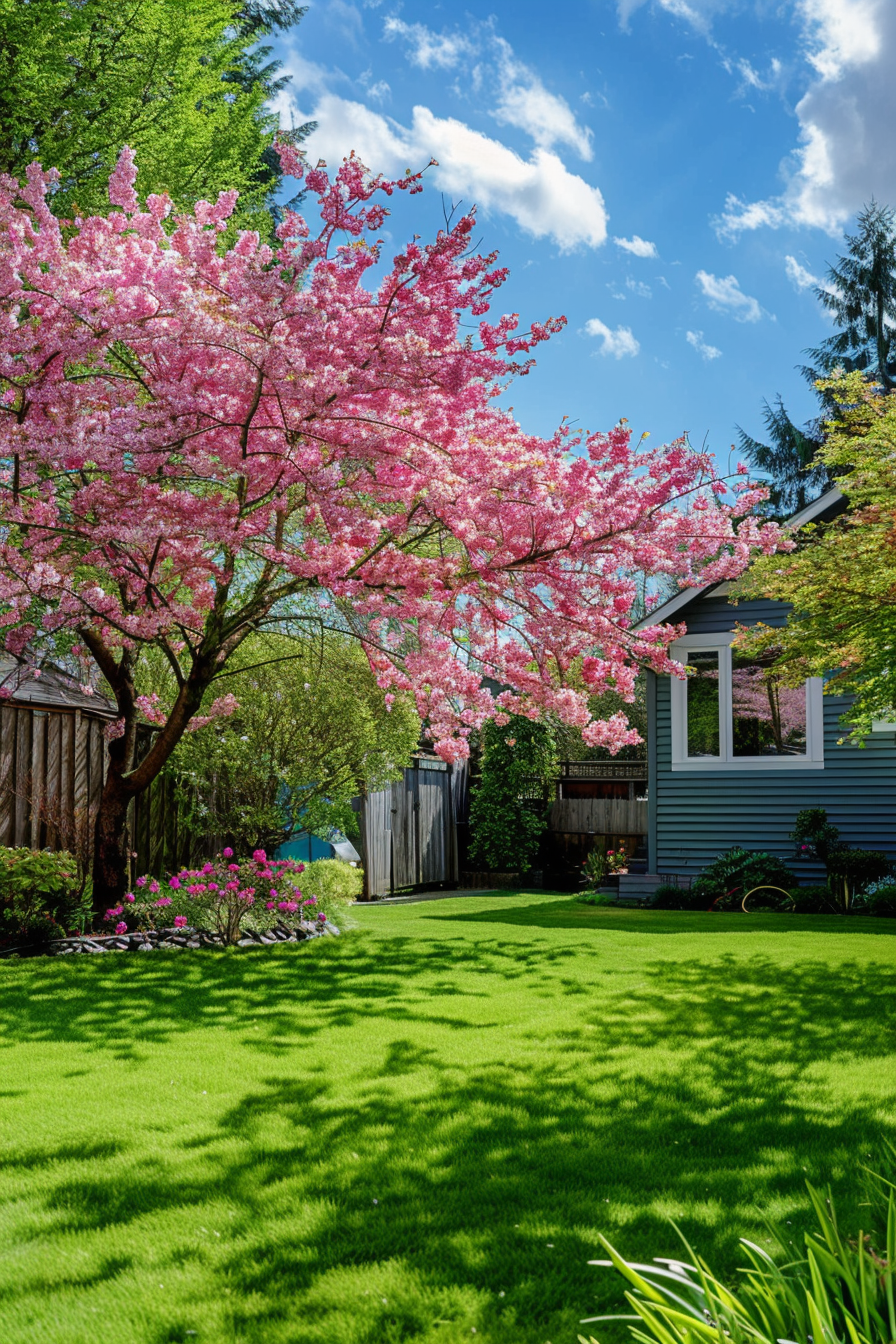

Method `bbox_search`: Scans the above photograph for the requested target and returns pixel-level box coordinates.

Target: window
[686,650,721,757]
[670,634,823,771]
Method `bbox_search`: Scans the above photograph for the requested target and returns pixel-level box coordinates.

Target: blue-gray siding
[649,594,896,879]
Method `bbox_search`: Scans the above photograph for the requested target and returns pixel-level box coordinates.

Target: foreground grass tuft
[0,893,893,1343]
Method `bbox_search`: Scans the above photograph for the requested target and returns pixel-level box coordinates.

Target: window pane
[731,651,807,756]
[686,651,720,757]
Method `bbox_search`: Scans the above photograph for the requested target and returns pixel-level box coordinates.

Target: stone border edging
[0,919,341,958]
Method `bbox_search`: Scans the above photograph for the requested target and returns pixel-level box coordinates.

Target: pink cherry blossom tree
[0,145,782,904]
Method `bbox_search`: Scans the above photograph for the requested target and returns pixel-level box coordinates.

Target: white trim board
[669,632,824,772]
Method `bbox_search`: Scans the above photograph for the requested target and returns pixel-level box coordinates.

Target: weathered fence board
[0,704,109,858]
[549,797,648,836]
[418,768,449,885]
[361,759,459,897]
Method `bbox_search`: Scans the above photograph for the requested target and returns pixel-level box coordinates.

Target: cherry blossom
[0,145,782,900]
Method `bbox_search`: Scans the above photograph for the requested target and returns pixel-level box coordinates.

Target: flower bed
[44,917,339,956]
[104,848,336,944]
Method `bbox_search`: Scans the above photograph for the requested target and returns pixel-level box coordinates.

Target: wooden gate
[360,758,460,897]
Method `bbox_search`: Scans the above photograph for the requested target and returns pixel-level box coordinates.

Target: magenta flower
[226,880,239,891]
[265,900,276,910]
[302,895,317,906]
[207,882,218,891]
[174,915,188,929]
[168,877,181,890]
[296,863,306,873]
[269,888,278,898]
[278,899,298,914]
[124,892,135,903]
[253,849,266,862]
[136,876,147,887]
[241,893,255,905]
[201,862,214,876]
[155,895,172,907]
[115,921,128,935]
[317,912,327,923]
[222,847,233,858]
[228,863,239,872]
[149,880,160,894]
[104,905,123,921]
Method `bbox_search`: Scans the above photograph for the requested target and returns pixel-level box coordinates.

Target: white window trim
[670,633,824,772]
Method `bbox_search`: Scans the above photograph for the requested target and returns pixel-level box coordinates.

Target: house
[635,487,896,883]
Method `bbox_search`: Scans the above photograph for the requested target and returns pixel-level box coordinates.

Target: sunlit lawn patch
[0,893,892,1344]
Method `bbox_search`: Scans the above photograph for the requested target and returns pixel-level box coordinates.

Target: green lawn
[0,893,893,1344]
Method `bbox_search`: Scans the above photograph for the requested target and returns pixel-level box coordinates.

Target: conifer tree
[806,201,896,390]
[738,201,896,515]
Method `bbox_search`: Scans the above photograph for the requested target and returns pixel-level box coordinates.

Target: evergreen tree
[806,200,896,390]
[0,0,312,231]
[738,200,896,516]
[736,397,831,517]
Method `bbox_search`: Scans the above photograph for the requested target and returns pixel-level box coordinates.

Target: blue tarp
[274,830,360,865]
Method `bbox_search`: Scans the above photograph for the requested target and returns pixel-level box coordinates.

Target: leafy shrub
[791,806,893,912]
[650,881,692,910]
[792,805,841,860]
[294,858,362,907]
[468,716,556,872]
[580,848,609,893]
[788,883,836,914]
[0,848,92,946]
[857,885,896,917]
[691,847,795,910]
[108,850,328,945]
[827,846,892,893]
[580,1178,896,1344]
[576,889,616,907]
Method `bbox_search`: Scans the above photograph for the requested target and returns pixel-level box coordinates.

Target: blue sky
[269,0,894,475]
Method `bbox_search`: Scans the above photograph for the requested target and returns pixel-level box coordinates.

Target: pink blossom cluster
[0,146,785,769]
[107,849,308,940]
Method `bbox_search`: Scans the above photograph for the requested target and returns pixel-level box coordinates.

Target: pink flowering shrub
[111,851,310,944]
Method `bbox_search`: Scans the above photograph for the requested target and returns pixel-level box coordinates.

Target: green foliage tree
[734,373,896,737]
[152,635,421,854]
[0,0,311,229]
[738,200,896,515]
[467,717,557,873]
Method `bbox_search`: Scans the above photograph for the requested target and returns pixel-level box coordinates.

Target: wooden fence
[549,796,648,836]
[360,758,463,897]
[0,703,108,856]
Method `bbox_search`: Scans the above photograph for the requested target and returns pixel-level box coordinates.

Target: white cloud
[784,255,820,291]
[288,91,608,250]
[274,23,615,252]
[584,318,641,358]
[695,271,764,322]
[715,0,896,235]
[491,37,593,159]
[616,0,894,237]
[614,234,658,258]
[382,17,474,69]
[626,277,652,298]
[686,329,722,360]
[385,20,592,159]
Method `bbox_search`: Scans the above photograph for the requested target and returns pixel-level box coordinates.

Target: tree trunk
[92,771,134,911]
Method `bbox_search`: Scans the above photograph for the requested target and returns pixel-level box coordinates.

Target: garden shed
[636,487,896,883]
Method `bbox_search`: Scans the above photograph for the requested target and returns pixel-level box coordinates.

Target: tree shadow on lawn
[429,900,896,935]
[2,941,893,1343]
[0,934,591,1061]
